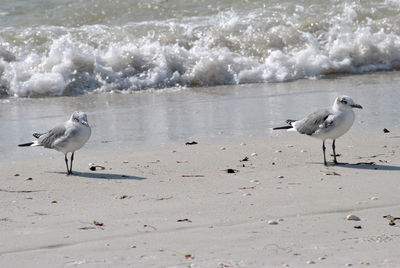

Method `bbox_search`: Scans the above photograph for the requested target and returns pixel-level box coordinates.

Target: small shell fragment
[346,214,361,221]
[268,220,279,225]
[251,153,258,156]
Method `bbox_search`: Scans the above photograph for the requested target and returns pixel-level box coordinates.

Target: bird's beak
[81,121,89,126]
[351,104,363,109]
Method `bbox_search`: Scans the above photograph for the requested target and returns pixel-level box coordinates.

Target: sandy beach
[1,125,400,267]
[2,0,400,266]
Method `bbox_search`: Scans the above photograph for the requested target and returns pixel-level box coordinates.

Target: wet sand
[2,71,400,161]
[1,72,400,267]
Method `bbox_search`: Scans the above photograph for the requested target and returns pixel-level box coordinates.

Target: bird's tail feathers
[18,142,34,147]
[18,141,40,147]
[33,132,44,139]
[273,125,293,130]
[19,133,43,147]
[273,119,297,130]
[286,119,297,125]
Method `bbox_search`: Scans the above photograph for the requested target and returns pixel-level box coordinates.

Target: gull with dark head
[273,96,362,165]
[18,111,92,175]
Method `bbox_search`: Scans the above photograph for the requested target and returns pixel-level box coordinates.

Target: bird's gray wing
[294,108,333,135]
[37,125,67,149]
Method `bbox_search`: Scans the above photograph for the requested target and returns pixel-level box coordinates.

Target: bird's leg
[65,153,71,175]
[322,140,327,166]
[69,152,74,175]
[332,139,338,164]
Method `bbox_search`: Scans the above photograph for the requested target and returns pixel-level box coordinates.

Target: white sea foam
[1,0,400,97]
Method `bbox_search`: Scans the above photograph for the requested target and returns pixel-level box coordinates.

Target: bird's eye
[340,99,348,104]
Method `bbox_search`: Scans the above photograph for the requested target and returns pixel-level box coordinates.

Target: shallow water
[2,71,400,161]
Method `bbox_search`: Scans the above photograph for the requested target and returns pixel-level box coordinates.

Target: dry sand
[1,128,400,267]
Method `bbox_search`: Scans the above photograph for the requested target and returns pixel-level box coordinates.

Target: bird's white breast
[313,109,355,140]
[55,122,91,153]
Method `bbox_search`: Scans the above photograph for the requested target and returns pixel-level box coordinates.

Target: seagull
[18,111,92,175]
[273,96,362,165]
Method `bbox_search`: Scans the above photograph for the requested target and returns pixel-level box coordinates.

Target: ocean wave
[1,0,400,97]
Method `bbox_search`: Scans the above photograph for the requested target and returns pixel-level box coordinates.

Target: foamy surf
[1,0,400,97]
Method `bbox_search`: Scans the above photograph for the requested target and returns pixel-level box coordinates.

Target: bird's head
[71,111,89,126]
[334,96,363,111]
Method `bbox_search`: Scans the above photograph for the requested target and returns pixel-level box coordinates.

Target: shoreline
[2,71,400,162]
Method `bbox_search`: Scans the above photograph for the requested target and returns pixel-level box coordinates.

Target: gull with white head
[273,96,363,165]
[18,111,92,175]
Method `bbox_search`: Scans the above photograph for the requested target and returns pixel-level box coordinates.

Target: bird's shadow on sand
[48,171,147,180]
[332,162,400,171]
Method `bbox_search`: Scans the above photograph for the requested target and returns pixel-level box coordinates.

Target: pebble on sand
[346,214,361,221]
